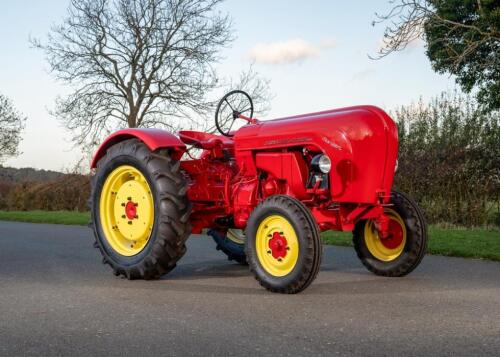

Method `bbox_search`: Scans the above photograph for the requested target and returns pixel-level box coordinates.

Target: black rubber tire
[353,190,427,277]
[207,229,247,265]
[245,195,322,294]
[89,138,191,280]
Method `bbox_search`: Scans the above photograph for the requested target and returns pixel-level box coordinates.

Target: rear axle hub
[125,201,138,220]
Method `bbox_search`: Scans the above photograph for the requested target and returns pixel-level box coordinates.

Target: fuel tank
[234,105,398,204]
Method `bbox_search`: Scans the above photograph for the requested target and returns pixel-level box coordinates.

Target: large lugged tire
[207,229,247,265]
[353,190,427,277]
[245,195,322,294]
[90,138,191,280]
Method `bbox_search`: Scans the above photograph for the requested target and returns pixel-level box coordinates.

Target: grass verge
[1,210,499,261]
[0,210,90,226]
[322,226,500,261]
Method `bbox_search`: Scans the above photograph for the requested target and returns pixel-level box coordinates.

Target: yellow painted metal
[99,165,154,256]
[255,215,299,277]
[364,208,406,262]
[226,229,245,245]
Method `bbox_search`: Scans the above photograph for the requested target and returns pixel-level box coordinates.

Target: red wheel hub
[125,201,137,220]
[268,232,288,259]
[380,219,404,249]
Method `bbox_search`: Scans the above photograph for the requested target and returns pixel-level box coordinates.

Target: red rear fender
[90,128,186,168]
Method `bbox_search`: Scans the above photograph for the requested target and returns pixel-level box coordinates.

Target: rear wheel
[246,195,322,294]
[90,139,191,279]
[207,229,247,264]
[353,190,427,277]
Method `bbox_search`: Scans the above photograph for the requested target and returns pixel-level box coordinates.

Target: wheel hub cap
[268,232,288,259]
[125,201,138,220]
[380,220,404,249]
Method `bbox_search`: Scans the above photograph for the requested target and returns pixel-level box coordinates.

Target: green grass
[0,210,90,226]
[1,210,499,261]
[322,226,500,261]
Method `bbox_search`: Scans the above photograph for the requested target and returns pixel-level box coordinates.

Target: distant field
[1,210,499,261]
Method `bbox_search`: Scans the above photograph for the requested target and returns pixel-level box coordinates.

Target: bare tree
[32,0,240,146]
[0,94,26,163]
[198,64,273,133]
[372,1,500,110]
[227,64,273,116]
[372,1,500,61]
[371,0,428,58]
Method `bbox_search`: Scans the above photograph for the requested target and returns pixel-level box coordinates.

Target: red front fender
[90,128,186,168]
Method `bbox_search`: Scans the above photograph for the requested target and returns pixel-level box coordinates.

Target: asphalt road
[0,221,499,356]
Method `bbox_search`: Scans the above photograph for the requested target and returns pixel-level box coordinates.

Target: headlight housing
[311,154,331,174]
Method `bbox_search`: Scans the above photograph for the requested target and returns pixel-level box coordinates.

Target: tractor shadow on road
[168,259,251,281]
[142,252,500,297]
[147,259,268,295]
[149,256,427,296]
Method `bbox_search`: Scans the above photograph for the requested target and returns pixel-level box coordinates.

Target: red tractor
[90,91,427,293]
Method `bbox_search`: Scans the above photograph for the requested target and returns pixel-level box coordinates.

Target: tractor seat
[178,130,234,150]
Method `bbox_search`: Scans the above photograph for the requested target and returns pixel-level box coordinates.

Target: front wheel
[245,195,322,294]
[353,190,427,277]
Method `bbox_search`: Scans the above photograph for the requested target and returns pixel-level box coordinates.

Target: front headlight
[311,154,331,174]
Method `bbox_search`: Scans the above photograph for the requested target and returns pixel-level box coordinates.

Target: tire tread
[90,139,191,280]
[353,190,427,277]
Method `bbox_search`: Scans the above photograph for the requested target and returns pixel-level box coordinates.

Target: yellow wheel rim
[226,229,245,245]
[99,165,155,256]
[255,215,299,277]
[364,209,406,262]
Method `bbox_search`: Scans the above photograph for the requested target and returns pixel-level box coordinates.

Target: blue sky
[0,0,455,171]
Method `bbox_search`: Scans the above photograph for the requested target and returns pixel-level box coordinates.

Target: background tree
[0,94,26,163]
[393,90,500,226]
[33,0,271,147]
[374,0,500,111]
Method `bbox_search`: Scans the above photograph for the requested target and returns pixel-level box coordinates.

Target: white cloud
[248,38,336,65]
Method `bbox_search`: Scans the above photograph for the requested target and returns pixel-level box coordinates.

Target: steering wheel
[215,90,255,137]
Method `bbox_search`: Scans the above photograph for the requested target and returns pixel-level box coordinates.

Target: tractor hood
[234,105,399,204]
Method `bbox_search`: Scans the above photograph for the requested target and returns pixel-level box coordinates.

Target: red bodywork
[92,105,398,235]
[91,128,186,168]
